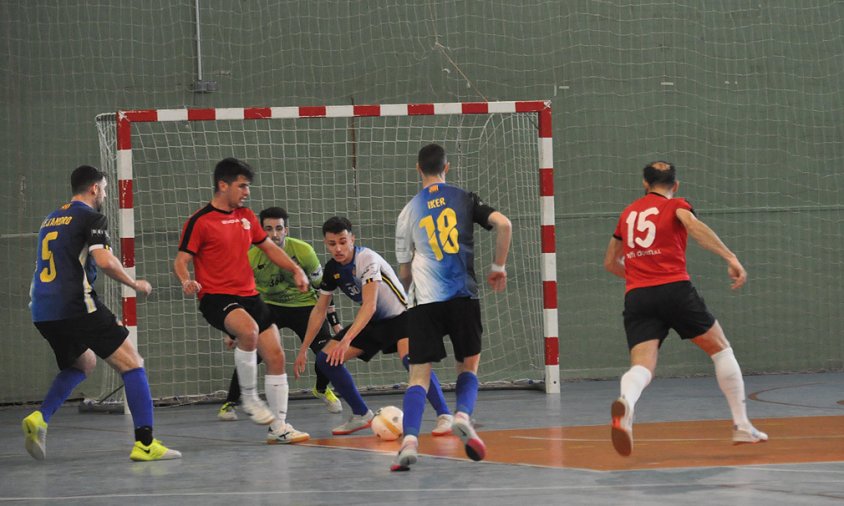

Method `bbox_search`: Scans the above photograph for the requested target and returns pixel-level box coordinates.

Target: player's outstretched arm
[92,248,152,295]
[173,251,202,295]
[256,238,309,292]
[486,211,512,292]
[326,281,377,366]
[603,237,626,279]
[295,293,332,378]
[676,208,747,289]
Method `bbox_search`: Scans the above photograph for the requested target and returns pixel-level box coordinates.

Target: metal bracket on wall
[192,0,217,93]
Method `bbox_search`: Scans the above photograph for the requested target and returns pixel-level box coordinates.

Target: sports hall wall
[2,1,842,403]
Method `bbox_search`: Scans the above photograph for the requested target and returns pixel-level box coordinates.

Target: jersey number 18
[419,208,460,261]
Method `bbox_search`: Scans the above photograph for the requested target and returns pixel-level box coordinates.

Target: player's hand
[487,271,507,292]
[294,349,308,379]
[727,258,747,290]
[332,324,344,335]
[134,279,153,296]
[327,341,350,366]
[293,268,309,293]
[182,279,202,296]
[223,336,236,350]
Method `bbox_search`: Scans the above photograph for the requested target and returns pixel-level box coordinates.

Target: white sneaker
[733,424,768,444]
[452,412,486,461]
[267,423,310,444]
[332,409,374,435]
[390,436,419,471]
[241,396,275,425]
[217,402,238,421]
[611,396,633,457]
[431,414,453,436]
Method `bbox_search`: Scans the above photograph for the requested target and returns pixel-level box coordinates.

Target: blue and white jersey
[30,200,112,322]
[395,182,495,305]
[319,246,407,322]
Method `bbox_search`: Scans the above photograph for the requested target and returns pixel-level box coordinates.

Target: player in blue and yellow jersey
[391,144,512,471]
[294,217,453,437]
[216,206,344,421]
[26,165,180,462]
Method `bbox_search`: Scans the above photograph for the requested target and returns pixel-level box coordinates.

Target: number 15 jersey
[613,192,694,292]
[396,182,495,305]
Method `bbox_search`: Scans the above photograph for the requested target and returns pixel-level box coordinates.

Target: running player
[26,165,181,461]
[217,206,342,421]
[174,157,309,444]
[294,216,453,437]
[391,143,512,471]
[603,160,768,456]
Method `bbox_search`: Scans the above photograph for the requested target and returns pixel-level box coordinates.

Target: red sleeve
[179,217,204,255]
[612,214,624,240]
[246,209,268,244]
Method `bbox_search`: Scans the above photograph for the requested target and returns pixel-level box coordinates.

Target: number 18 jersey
[396,182,495,305]
[613,192,694,292]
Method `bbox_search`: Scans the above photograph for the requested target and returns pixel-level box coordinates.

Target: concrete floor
[1,372,842,505]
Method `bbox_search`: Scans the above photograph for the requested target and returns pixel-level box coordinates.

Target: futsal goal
[92,101,558,408]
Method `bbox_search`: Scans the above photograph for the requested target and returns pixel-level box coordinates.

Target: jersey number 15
[625,208,659,249]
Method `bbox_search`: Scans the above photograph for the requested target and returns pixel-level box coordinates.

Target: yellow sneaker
[217,401,238,421]
[313,386,343,413]
[129,439,182,461]
[22,411,47,460]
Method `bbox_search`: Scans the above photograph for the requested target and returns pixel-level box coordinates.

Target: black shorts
[332,312,407,362]
[268,304,332,354]
[34,300,129,370]
[199,294,274,338]
[407,297,482,364]
[623,281,716,350]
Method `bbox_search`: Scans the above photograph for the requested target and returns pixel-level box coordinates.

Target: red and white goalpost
[96,100,558,406]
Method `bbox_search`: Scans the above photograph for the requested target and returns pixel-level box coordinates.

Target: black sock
[135,426,153,446]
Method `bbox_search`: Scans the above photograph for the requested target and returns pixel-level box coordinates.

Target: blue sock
[402,355,450,416]
[455,372,479,415]
[40,368,86,423]
[402,385,427,437]
[122,368,154,431]
[316,351,368,415]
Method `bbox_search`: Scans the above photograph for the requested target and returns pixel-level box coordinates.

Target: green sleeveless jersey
[247,237,322,307]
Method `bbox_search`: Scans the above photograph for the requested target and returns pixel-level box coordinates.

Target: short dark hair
[71,165,106,195]
[213,157,254,192]
[259,206,289,226]
[643,161,676,188]
[417,143,447,176]
[322,216,353,236]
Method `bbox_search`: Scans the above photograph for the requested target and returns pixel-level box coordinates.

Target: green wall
[2,0,842,403]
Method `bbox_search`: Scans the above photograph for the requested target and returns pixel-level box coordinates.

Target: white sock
[265,373,289,431]
[711,347,750,428]
[620,365,652,409]
[234,348,259,401]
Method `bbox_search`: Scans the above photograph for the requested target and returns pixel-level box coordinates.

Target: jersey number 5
[40,231,59,282]
[419,208,460,261]
[625,208,659,248]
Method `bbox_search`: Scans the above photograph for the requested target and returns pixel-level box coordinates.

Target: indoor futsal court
[4,2,844,505]
[1,372,841,504]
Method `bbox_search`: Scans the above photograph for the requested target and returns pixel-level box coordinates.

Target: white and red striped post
[114,101,559,393]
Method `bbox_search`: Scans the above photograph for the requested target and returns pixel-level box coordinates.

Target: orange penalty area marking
[307,416,844,471]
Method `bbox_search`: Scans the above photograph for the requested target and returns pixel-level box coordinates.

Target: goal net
[93,101,556,407]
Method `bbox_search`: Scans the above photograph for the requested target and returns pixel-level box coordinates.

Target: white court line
[0,482,777,502]
[514,434,844,441]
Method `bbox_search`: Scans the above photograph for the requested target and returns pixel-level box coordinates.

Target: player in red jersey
[174,158,310,444]
[603,161,767,456]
